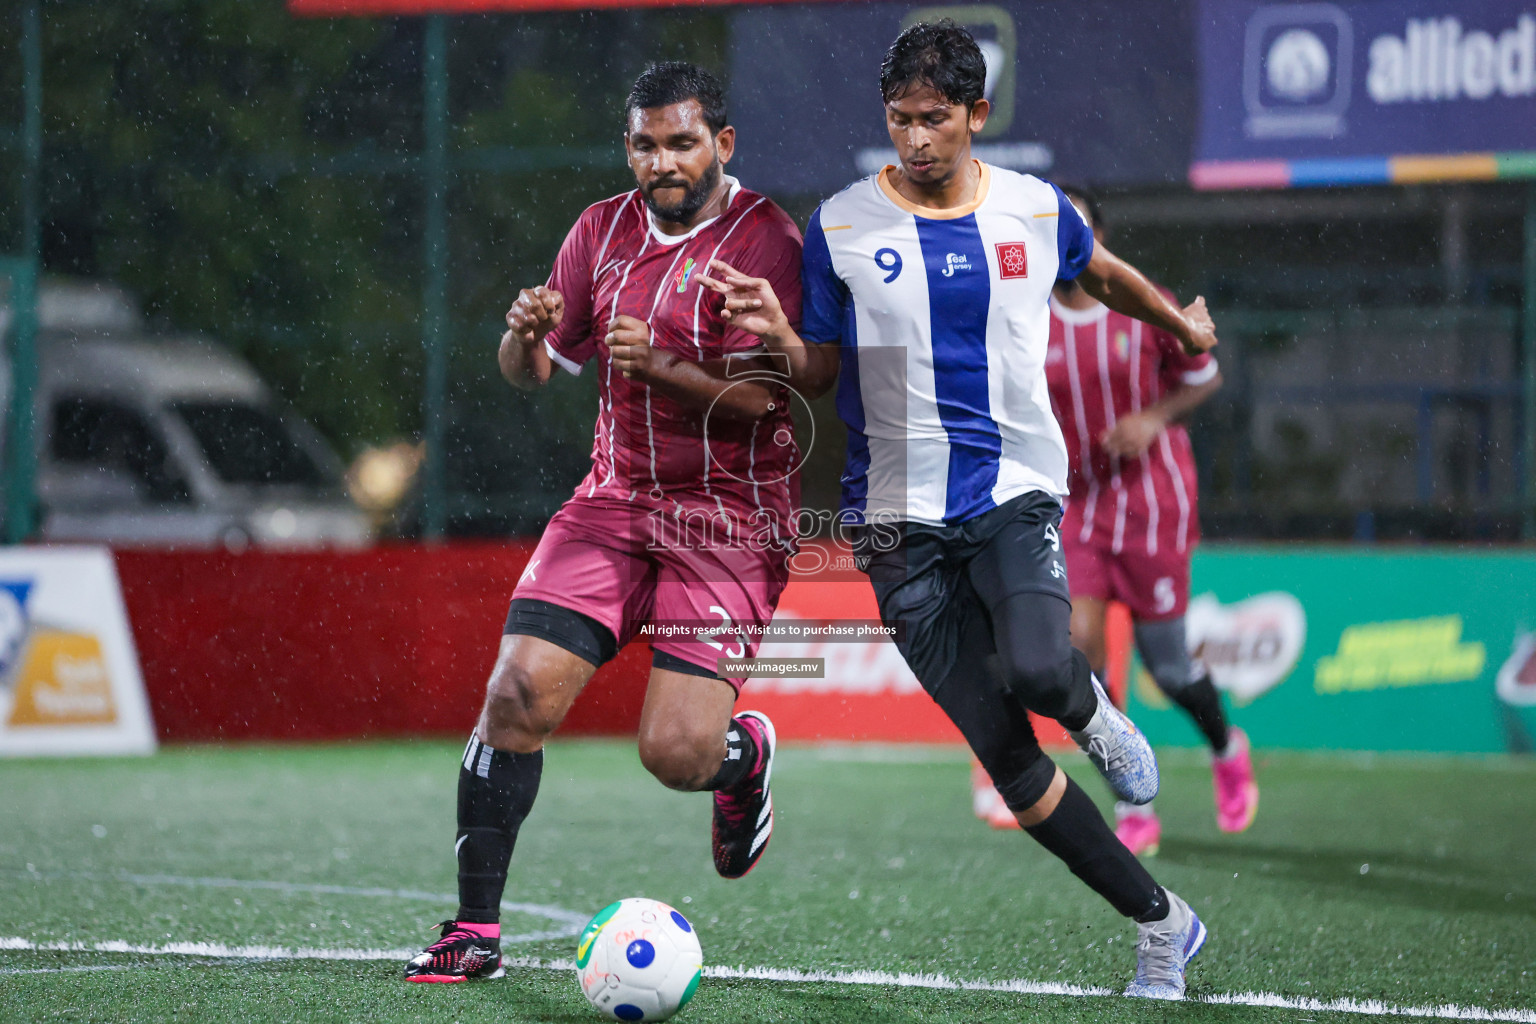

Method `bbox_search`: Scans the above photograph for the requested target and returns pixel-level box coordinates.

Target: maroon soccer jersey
[1044,297,1217,558]
[542,180,803,526]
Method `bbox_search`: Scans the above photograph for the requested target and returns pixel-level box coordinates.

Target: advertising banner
[1129,548,1536,753]
[1193,0,1536,188]
[290,0,879,13]
[0,547,156,756]
[728,0,1196,196]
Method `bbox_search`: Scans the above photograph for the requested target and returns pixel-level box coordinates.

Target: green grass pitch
[2,739,1532,1023]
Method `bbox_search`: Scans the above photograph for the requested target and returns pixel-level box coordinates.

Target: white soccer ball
[576,898,703,1022]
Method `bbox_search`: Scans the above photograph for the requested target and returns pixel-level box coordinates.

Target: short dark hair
[879,20,987,107]
[625,61,728,135]
[1059,185,1104,232]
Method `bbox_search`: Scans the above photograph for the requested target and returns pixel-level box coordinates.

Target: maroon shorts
[1062,502,1191,622]
[510,494,791,690]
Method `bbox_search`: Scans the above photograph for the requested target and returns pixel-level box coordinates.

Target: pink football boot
[1213,727,1259,833]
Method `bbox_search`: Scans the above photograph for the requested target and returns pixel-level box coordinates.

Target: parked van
[1,280,370,548]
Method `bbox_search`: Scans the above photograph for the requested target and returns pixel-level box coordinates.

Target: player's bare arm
[602,313,777,423]
[1077,247,1218,358]
[697,259,839,399]
[499,286,561,389]
[1101,372,1224,459]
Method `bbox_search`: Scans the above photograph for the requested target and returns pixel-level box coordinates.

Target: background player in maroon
[406,63,803,983]
[971,188,1258,854]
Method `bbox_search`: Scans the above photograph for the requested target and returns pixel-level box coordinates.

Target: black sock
[1023,775,1165,919]
[455,735,543,924]
[1056,650,1099,733]
[1172,673,1230,752]
[700,716,759,791]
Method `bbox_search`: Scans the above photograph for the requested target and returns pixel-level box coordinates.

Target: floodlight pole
[1524,182,1536,541]
[421,14,450,540]
[4,0,43,544]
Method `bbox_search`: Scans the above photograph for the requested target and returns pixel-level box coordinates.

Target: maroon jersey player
[406,63,800,984]
[973,187,1257,855]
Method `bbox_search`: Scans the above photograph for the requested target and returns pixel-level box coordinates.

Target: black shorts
[853,490,1070,689]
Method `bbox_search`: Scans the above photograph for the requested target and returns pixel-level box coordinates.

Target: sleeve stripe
[1180,360,1219,385]
[544,339,584,377]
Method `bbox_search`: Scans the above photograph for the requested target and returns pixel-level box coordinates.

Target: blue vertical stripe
[914,214,1000,523]
[836,312,869,516]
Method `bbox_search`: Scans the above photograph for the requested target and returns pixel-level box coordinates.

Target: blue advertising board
[727,0,1197,197]
[1193,0,1536,188]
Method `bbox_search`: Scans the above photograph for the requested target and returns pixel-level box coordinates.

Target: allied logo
[674,256,697,293]
[995,242,1028,279]
[941,253,971,278]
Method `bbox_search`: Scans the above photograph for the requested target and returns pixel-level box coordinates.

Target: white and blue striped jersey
[802,162,1095,527]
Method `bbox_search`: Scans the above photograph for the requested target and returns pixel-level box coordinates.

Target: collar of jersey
[1050,295,1110,326]
[645,176,742,245]
[876,161,989,220]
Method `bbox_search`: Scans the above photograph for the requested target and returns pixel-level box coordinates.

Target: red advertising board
[115,543,1123,748]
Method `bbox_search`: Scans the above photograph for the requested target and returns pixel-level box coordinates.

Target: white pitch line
[8,870,586,943]
[1,937,1531,1022]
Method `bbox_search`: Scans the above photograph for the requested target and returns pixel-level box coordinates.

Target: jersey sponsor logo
[994,241,1028,279]
[674,256,697,294]
[941,252,972,277]
[1115,330,1131,362]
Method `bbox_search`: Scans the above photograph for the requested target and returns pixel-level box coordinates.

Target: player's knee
[991,751,1058,816]
[636,721,718,791]
[999,644,1076,719]
[482,659,563,746]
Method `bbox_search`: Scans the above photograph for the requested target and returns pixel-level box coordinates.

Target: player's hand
[604,314,654,380]
[1178,296,1218,356]
[505,286,565,346]
[1101,410,1164,459]
[696,259,790,341]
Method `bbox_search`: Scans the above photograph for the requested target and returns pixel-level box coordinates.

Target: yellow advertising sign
[1315,615,1486,694]
[6,629,118,727]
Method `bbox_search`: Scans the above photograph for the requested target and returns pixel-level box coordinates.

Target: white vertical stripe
[1095,318,1127,554]
[1159,430,1193,554]
[462,736,479,772]
[642,246,691,494]
[1062,323,1097,542]
[1129,320,1159,556]
[595,198,651,494]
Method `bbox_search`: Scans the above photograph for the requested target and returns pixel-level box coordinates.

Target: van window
[51,397,192,503]
[171,400,327,486]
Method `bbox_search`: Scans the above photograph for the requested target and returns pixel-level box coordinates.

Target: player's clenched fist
[604,314,654,380]
[505,286,565,346]
[1178,296,1218,357]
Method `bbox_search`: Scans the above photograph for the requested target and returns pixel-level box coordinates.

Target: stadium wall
[113,545,1536,753]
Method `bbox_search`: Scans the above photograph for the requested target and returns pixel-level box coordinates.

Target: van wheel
[221,526,252,553]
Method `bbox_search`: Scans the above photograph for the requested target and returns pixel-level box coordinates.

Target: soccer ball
[576,898,703,1022]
